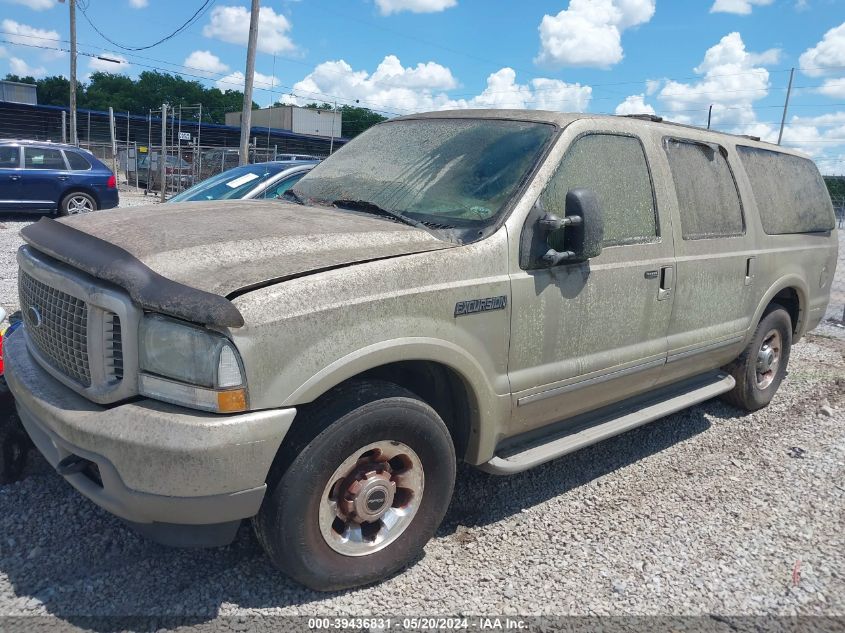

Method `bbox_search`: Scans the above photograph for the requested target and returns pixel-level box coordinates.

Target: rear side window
[541,133,658,246]
[665,139,744,240]
[64,150,92,171]
[0,146,19,168]
[737,146,834,234]
[24,147,66,170]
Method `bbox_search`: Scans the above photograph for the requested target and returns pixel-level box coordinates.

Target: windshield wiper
[282,189,305,205]
[331,199,435,234]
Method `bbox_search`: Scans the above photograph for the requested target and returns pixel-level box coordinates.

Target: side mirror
[539,188,604,266]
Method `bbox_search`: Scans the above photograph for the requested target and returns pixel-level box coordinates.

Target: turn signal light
[217,389,248,413]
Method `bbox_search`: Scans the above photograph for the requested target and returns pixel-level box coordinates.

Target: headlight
[138,314,247,413]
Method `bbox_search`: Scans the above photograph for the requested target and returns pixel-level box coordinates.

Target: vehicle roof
[391,109,810,159]
[0,138,92,151]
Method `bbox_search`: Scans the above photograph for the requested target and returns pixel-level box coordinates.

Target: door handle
[9,175,20,181]
[57,176,69,181]
[658,265,673,301]
[745,256,756,286]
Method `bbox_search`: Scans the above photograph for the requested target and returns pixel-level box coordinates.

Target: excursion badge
[454,295,508,317]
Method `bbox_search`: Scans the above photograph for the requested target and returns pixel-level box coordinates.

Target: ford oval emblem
[28,305,43,328]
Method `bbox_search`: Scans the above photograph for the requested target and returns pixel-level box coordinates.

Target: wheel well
[770,287,801,334]
[305,361,474,461]
[60,187,99,207]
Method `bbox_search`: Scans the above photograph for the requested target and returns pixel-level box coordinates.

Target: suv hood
[52,200,454,297]
[20,201,455,328]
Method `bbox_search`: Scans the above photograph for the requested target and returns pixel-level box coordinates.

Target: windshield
[169,163,281,202]
[293,118,554,240]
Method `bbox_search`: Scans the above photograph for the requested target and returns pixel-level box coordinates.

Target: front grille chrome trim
[17,245,141,404]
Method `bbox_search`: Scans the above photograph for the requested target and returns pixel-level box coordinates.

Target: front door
[0,145,22,210]
[507,128,675,436]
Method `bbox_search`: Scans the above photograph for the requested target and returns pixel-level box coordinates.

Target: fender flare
[280,337,512,463]
[745,275,809,346]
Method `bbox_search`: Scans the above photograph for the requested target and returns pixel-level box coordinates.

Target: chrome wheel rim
[756,329,782,389]
[319,440,424,557]
[66,195,93,214]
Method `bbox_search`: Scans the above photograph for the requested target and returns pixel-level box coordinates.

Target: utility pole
[777,68,795,146]
[239,0,260,166]
[61,0,78,145]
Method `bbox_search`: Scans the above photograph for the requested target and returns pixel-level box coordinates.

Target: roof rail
[623,114,664,123]
[738,135,761,142]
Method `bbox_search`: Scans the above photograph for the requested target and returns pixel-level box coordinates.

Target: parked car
[3,111,837,591]
[0,140,118,214]
[197,149,318,182]
[134,153,193,191]
[168,160,318,203]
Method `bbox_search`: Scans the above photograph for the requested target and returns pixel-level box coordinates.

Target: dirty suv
[3,110,838,591]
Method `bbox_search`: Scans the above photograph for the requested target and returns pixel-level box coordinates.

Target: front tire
[253,380,456,591]
[722,305,792,411]
[59,192,97,216]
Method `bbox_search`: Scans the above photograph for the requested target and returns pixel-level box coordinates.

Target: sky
[1,0,845,172]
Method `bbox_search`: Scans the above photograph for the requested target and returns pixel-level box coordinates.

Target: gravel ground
[0,210,843,627]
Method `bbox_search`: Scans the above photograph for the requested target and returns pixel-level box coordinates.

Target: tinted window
[541,133,657,246]
[0,146,19,168]
[64,150,91,171]
[665,139,744,240]
[24,147,66,170]
[737,146,834,234]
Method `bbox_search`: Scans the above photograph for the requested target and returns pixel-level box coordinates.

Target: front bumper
[3,331,296,546]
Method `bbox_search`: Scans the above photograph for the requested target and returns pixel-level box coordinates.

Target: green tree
[339,105,387,138]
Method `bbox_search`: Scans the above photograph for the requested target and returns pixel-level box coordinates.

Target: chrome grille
[19,270,91,387]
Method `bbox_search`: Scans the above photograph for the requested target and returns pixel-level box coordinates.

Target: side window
[263,173,306,199]
[24,147,66,170]
[737,146,834,234]
[540,134,658,247]
[0,146,20,168]
[665,139,744,240]
[64,150,92,171]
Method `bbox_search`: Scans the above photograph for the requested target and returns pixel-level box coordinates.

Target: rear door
[20,146,70,210]
[507,124,676,436]
[0,145,22,210]
[657,137,756,383]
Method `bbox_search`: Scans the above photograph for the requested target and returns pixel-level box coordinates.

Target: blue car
[0,140,119,215]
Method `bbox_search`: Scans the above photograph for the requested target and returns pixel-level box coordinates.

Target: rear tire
[722,305,792,411]
[253,380,456,591]
[58,192,97,216]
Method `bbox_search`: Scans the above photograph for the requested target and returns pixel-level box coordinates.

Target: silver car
[168,160,318,202]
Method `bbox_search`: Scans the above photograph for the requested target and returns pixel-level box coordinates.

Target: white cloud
[6,0,56,10]
[286,56,591,114]
[818,78,845,98]
[535,0,656,69]
[710,0,773,15]
[9,56,46,77]
[129,0,149,7]
[657,32,776,129]
[799,22,845,98]
[215,69,279,92]
[203,5,296,55]
[374,0,457,15]
[184,50,229,78]
[88,52,129,72]
[645,79,661,95]
[1,19,65,61]
[614,94,655,115]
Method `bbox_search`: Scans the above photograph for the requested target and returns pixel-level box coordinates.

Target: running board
[481,372,735,475]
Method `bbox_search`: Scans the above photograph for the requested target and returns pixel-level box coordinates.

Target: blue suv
[0,140,119,215]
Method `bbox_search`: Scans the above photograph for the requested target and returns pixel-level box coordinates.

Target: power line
[76,0,214,52]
